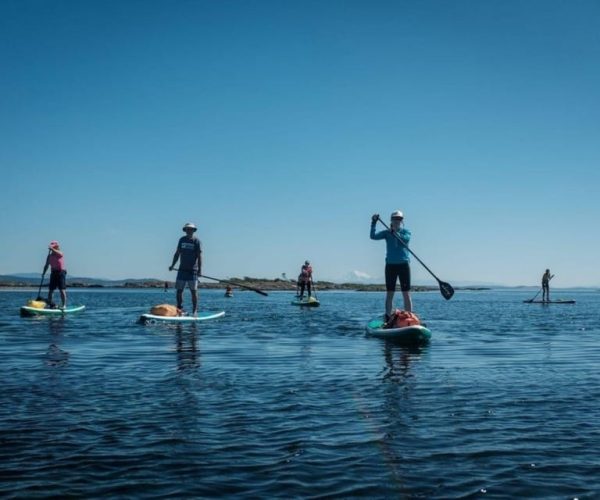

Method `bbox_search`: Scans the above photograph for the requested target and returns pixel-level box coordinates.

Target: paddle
[524,274,554,303]
[310,277,318,300]
[36,250,51,301]
[171,269,268,296]
[375,217,454,300]
[201,274,268,297]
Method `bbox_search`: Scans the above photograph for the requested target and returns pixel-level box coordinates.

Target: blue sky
[1,0,599,287]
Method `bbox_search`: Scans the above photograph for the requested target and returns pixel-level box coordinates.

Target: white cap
[182,222,197,232]
[390,210,404,220]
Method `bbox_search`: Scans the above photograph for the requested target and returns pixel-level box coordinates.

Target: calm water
[1,288,599,498]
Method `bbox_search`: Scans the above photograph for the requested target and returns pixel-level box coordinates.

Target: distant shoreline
[0,277,490,292]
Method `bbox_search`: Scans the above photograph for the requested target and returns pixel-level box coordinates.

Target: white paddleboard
[139,310,225,323]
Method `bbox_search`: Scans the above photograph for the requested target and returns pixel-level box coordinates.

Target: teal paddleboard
[139,310,225,324]
[366,318,431,342]
[20,304,86,317]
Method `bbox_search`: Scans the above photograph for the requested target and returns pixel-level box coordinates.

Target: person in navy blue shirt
[169,223,202,315]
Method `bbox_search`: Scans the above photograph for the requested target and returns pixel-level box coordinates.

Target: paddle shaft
[170,269,268,296]
[201,274,268,296]
[527,274,554,302]
[375,217,454,300]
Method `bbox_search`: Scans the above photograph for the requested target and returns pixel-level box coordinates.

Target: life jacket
[300,265,312,281]
[387,309,421,329]
[150,304,180,317]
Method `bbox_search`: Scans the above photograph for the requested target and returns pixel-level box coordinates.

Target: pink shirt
[48,252,65,271]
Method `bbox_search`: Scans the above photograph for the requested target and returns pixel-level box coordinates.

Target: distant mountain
[340,270,382,284]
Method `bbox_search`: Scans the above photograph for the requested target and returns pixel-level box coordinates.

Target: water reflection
[45,318,69,368]
[380,341,424,383]
[174,324,199,371]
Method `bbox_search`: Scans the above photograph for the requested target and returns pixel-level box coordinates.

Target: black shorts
[49,270,67,291]
[385,263,410,292]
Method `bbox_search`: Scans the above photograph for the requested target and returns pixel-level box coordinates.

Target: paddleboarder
[169,222,202,316]
[542,269,552,303]
[370,210,412,319]
[298,260,313,299]
[43,241,67,309]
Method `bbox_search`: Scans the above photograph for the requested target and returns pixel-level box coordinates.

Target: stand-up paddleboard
[291,296,320,307]
[139,311,225,324]
[20,305,86,317]
[366,317,431,342]
[523,299,576,304]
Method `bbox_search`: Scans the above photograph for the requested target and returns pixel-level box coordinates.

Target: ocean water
[1,288,599,498]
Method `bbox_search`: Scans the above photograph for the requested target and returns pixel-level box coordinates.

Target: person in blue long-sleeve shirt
[370,210,413,319]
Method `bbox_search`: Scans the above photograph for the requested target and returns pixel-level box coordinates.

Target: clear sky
[1,0,599,287]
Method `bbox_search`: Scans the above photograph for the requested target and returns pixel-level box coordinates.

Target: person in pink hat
[43,241,67,308]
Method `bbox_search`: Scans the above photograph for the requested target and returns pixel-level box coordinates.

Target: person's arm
[169,245,181,271]
[49,247,64,257]
[370,214,385,240]
[196,240,202,274]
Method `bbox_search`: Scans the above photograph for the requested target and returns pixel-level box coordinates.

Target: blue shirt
[370,224,411,264]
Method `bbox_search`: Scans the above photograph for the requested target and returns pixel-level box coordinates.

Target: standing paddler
[44,240,67,309]
[541,269,552,303]
[169,222,202,316]
[370,211,413,321]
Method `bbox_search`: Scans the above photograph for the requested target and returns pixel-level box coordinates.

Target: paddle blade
[439,280,454,300]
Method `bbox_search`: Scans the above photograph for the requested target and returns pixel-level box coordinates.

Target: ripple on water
[1,289,600,497]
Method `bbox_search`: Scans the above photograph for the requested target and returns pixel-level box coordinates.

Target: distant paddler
[541,269,552,303]
[298,260,313,300]
[169,222,202,316]
[44,241,68,309]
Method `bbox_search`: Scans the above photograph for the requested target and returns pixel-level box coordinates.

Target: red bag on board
[387,309,421,329]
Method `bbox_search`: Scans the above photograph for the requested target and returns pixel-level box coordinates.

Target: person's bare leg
[176,289,184,311]
[191,290,198,315]
[402,291,412,312]
[385,291,395,318]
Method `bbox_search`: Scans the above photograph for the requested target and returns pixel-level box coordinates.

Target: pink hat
[49,241,59,248]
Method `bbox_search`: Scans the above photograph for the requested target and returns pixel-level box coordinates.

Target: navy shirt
[176,236,201,280]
